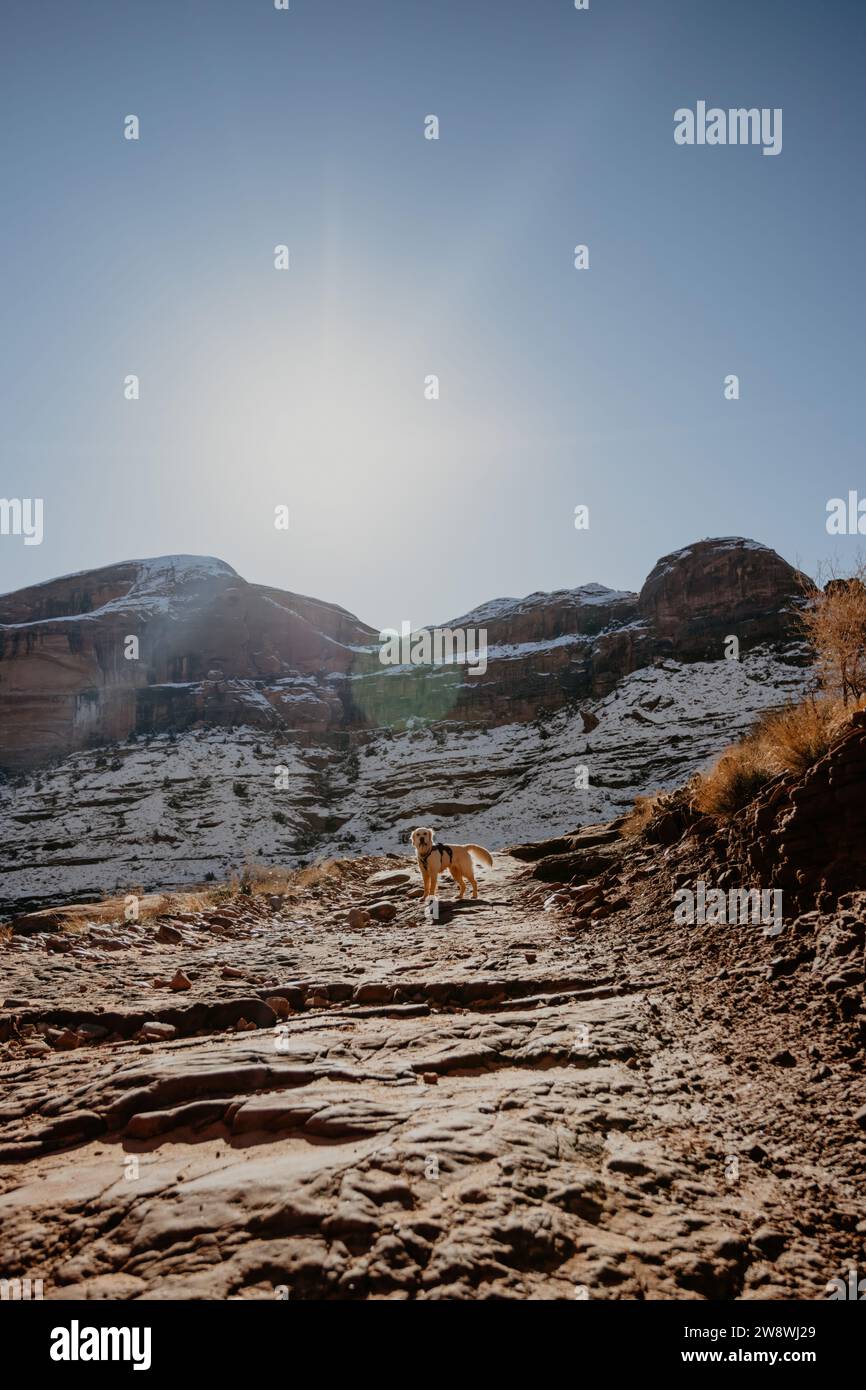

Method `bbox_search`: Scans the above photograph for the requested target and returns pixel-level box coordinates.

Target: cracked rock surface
[1,849,864,1300]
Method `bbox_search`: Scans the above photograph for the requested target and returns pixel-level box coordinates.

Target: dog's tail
[466,844,493,868]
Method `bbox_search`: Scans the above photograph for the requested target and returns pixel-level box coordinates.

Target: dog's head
[410,826,435,854]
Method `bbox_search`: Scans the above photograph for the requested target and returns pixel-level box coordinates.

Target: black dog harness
[420,842,453,868]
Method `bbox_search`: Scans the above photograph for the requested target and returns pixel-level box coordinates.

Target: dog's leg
[465,867,478,899]
[452,869,466,900]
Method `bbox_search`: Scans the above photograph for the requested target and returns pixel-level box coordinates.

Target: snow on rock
[0,645,809,913]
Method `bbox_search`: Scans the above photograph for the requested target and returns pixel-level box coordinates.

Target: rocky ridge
[0,538,808,774]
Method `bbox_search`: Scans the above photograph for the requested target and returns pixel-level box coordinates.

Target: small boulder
[45,935,75,953]
[348,907,372,929]
[368,900,398,922]
[76,1022,108,1042]
[353,983,393,1004]
[156,923,183,945]
[265,995,292,1019]
[169,969,192,992]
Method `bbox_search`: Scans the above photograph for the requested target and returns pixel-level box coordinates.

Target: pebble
[139,1021,177,1041]
[770,1048,796,1067]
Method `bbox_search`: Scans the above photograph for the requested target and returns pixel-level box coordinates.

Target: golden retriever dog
[410,827,493,900]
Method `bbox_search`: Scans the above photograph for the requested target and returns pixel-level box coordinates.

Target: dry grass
[54,907,102,934]
[692,739,775,817]
[207,858,348,904]
[694,697,858,816]
[52,889,215,932]
[11,861,352,936]
[759,698,853,773]
[619,791,670,839]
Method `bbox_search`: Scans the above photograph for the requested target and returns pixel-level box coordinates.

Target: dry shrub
[213,859,346,902]
[694,697,858,816]
[294,859,345,890]
[153,892,184,917]
[55,908,97,934]
[154,892,212,917]
[798,561,866,704]
[758,697,852,774]
[619,791,669,839]
[693,736,776,817]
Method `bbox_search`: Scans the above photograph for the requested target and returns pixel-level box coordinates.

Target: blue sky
[1,0,864,627]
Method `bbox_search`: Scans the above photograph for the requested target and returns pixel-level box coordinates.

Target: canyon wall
[0,538,809,773]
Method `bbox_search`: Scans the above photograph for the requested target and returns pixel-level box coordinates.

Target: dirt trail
[0,851,863,1300]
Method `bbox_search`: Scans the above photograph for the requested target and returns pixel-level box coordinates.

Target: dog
[410,826,493,900]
